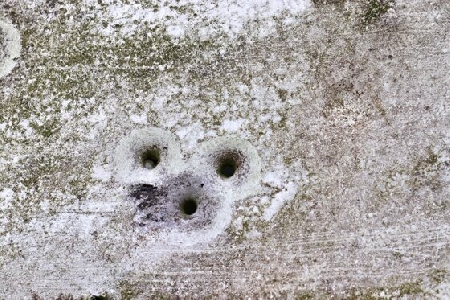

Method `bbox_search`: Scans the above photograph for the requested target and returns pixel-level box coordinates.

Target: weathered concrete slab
[0,0,449,298]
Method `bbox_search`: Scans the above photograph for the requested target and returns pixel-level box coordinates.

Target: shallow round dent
[0,19,21,79]
[114,127,183,184]
[192,135,262,199]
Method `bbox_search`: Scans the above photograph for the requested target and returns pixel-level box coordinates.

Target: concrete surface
[0,0,449,298]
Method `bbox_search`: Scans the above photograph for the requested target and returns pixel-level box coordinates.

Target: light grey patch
[0,19,21,78]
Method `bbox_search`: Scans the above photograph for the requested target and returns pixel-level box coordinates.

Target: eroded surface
[0,0,449,298]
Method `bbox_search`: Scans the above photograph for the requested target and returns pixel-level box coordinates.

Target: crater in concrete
[115,127,262,244]
[129,173,219,231]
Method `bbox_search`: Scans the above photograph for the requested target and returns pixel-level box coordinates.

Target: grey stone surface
[0,0,449,298]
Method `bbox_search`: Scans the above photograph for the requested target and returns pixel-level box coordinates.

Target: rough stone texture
[0,0,449,298]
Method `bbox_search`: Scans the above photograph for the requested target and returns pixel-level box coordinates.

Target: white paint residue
[222,119,246,133]
[434,283,450,299]
[0,19,21,78]
[19,119,33,136]
[175,122,205,151]
[263,181,298,221]
[89,110,107,125]
[87,108,108,139]
[166,25,185,38]
[0,188,14,210]
[263,170,285,188]
[88,0,311,38]
[92,165,112,182]
[130,113,147,124]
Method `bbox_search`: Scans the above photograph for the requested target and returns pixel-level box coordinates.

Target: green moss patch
[361,0,395,26]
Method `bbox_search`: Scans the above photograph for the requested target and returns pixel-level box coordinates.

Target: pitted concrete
[0,0,449,298]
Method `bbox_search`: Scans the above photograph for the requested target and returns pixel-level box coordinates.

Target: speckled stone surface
[0,0,449,298]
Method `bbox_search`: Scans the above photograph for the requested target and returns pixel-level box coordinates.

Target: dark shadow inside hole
[180,198,197,215]
[217,154,240,179]
[219,163,236,178]
[90,296,109,300]
[141,148,160,169]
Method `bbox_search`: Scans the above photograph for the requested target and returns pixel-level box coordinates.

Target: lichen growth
[410,147,446,193]
[346,280,425,299]
[361,0,394,26]
[119,281,142,300]
[429,269,448,284]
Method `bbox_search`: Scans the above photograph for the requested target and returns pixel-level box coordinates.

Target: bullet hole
[219,163,236,178]
[141,148,160,169]
[129,174,218,229]
[115,128,262,239]
[89,295,110,300]
[180,198,197,215]
[216,151,242,179]
[424,105,430,111]
[114,127,182,183]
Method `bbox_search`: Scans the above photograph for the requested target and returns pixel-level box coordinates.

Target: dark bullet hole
[219,163,237,178]
[180,198,197,215]
[129,174,218,228]
[141,148,160,169]
[90,296,110,300]
[216,151,242,179]
[424,105,430,111]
